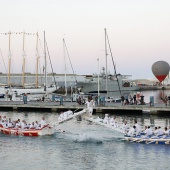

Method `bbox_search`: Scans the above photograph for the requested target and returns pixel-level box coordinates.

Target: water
[0,110,170,170]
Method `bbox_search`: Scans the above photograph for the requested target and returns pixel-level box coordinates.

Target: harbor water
[0,109,170,170]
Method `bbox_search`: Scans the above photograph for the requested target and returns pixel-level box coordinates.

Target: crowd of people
[126,121,170,138]
[58,110,73,121]
[0,116,48,130]
[101,114,170,138]
[121,94,145,106]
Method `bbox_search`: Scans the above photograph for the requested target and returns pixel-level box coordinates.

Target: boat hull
[77,79,140,93]
[124,136,170,145]
[0,125,55,137]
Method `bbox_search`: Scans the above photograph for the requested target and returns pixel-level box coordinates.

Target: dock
[0,100,170,114]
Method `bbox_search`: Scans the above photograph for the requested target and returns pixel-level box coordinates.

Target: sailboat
[76,29,140,94]
[0,31,58,98]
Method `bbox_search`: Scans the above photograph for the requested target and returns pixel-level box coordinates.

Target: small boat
[0,124,55,136]
[124,135,170,145]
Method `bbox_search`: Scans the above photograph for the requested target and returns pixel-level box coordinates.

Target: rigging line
[0,49,7,75]
[63,39,77,83]
[45,40,58,90]
[105,32,122,97]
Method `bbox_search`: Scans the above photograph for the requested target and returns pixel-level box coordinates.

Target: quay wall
[0,101,170,114]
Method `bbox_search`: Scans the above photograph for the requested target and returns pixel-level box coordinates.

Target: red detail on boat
[0,124,54,137]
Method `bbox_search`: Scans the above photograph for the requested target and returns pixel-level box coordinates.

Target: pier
[0,101,170,114]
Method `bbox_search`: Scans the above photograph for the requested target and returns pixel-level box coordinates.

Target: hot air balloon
[152,61,170,82]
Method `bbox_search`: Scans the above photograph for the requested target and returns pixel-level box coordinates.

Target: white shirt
[21,122,27,129]
[63,112,68,119]
[85,101,90,108]
[90,100,94,107]
[67,110,73,116]
[154,129,159,135]
[41,119,47,128]
[58,113,64,121]
[135,123,141,135]
[157,128,164,136]
[103,115,109,124]
[128,127,136,137]
[15,123,21,128]
[7,122,13,128]
[35,123,40,129]
[30,124,36,129]
[163,130,169,135]
[2,122,7,128]
[110,118,115,126]
[145,128,152,136]
[122,123,129,130]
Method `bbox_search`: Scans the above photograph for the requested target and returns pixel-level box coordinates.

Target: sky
[0,0,170,79]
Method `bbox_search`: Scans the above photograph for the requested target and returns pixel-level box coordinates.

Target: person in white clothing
[21,120,27,129]
[41,117,47,128]
[85,99,92,117]
[110,117,115,126]
[163,127,169,136]
[157,126,164,136]
[58,112,64,122]
[103,114,110,124]
[67,110,73,116]
[122,121,129,133]
[63,111,68,119]
[35,121,40,129]
[2,120,7,128]
[144,126,153,137]
[7,120,13,128]
[127,126,136,137]
[15,121,21,128]
[134,120,141,136]
[154,127,158,136]
[29,122,36,129]
[2,116,7,123]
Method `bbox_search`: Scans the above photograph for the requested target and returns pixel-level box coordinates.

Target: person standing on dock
[85,99,93,117]
[168,94,170,106]
[133,95,137,105]
[121,96,125,106]
[164,96,168,106]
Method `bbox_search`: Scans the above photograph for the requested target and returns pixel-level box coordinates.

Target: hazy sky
[0,0,170,79]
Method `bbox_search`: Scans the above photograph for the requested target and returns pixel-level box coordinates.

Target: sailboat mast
[63,39,67,96]
[8,31,11,86]
[22,31,26,87]
[44,31,47,94]
[97,58,100,97]
[104,28,108,97]
[36,32,39,88]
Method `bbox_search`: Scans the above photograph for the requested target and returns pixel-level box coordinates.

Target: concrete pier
[0,101,170,114]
